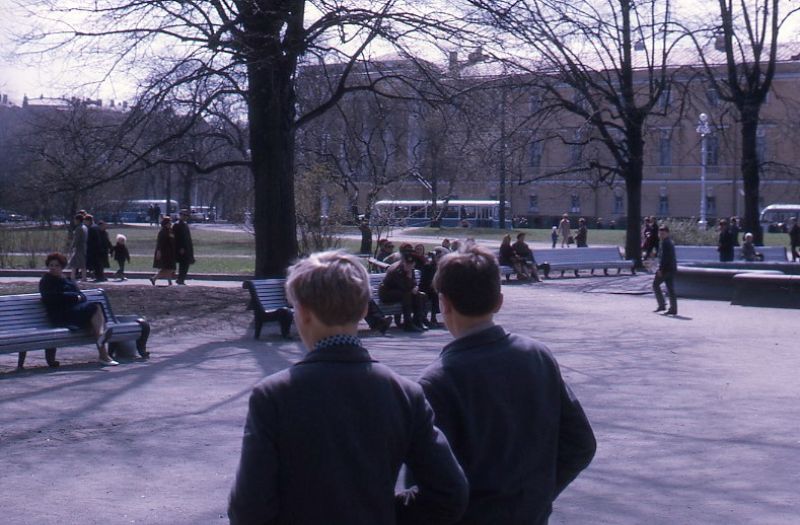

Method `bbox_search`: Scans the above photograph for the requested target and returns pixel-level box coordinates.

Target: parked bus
[372,199,511,228]
[760,204,800,233]
[97,199,179,223]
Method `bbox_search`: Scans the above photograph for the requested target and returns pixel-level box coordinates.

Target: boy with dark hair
[417,246,596,524]
[229,251,468,525]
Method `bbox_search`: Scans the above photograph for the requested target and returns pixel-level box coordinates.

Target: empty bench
[243,279,293,339]
[0,289,151,369]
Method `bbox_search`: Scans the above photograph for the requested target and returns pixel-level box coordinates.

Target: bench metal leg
[254,314,264,340]
[135,318,151,358]
[604,268,610,276]
[45,348,59,368]
[17,352,26,369]
[277,308,293,339]
[574,270,580,277]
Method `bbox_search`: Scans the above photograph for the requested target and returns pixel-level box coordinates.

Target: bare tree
[685,0,800,244]
[464,0,687,262]
[18,1,455,276]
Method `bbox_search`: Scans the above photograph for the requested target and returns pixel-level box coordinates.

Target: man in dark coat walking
[173,209,195,285]
[653,225,678,315]
[84,215,107,282]
[228,251,468,525]
[413,246,596,525]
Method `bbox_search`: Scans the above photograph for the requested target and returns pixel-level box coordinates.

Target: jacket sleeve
[396,388,468,525]
[39,276,82,309]
[228,388,280,525]
[554,380,596,497]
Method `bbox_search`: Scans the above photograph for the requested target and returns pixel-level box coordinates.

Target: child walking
[111,234,131,280]
[551,226,558,248]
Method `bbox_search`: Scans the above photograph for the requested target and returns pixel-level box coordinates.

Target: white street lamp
[696,113,711,229]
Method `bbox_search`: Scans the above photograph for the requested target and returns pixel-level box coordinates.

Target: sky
[1,1,798,107]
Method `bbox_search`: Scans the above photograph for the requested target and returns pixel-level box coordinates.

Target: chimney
[714,35,726,52]
[1,94,7,104]
[449,51,459,77]
[122,101,128,110]
[634,40,645,51]
[467,46,484,64]
[22,95,29,108]
[110,99,115,108]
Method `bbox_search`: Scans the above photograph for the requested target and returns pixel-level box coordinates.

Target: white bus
[98,199,179,223]
[760,204,800,233]
[372,199,511,228]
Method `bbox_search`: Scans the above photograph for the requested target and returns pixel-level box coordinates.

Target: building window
[613,194,625,214]
[529,93,542,114]
[529,141,543,168]
[756,128,767,163]
[706,88,720,107]
[528,194,539,212]
[569,130,583,166]
[706,195,717,217]
[658,86,671,110]
[658,195,669,216]
[570,194,581,214]
[706,135,719,166]
[659,130,672,166]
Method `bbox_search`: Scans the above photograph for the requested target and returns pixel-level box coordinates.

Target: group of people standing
[68,211,130,282]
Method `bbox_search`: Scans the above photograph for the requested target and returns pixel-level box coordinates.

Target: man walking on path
[653,225,678,315]
[67,213,88,282]
[229,251,468,525]
[415,246,596,525]
[173,209,195,285]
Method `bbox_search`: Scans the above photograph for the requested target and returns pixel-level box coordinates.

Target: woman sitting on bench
[499,234,530,281]
[39,252,118,366]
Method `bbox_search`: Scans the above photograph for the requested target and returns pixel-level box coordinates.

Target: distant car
[0,210,29,222]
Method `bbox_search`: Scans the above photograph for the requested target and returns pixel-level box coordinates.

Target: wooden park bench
[242,279,293,339]
[367,272,423,319]
[499,247,635,280]
[675,245,788,263]
[0,289,151,369]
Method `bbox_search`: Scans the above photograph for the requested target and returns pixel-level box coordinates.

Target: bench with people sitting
[498,246,634,280]
[1,289,150,369]
[243,266,425,338]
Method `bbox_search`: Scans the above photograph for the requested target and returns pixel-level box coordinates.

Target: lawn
[1,224,793,273]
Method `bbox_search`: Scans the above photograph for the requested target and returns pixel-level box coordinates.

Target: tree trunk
[739,106,762,245]
[247,59,298,277]
[624,127,644,267]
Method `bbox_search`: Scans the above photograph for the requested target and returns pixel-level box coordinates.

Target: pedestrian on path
[414,245,596,524]
[150,216,176,285]
[228,250,468,525]
[173,209,195,285]
[111,234,130,280]
[653,225,677,315]
[558,213,572,248]
[67,213,88,282]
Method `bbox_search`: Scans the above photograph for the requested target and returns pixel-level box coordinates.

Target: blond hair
[285,250,370,326]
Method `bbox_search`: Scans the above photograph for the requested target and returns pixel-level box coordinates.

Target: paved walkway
[1,277,798,524]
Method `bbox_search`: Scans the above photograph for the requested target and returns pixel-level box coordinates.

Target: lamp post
[696,113,711,229]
